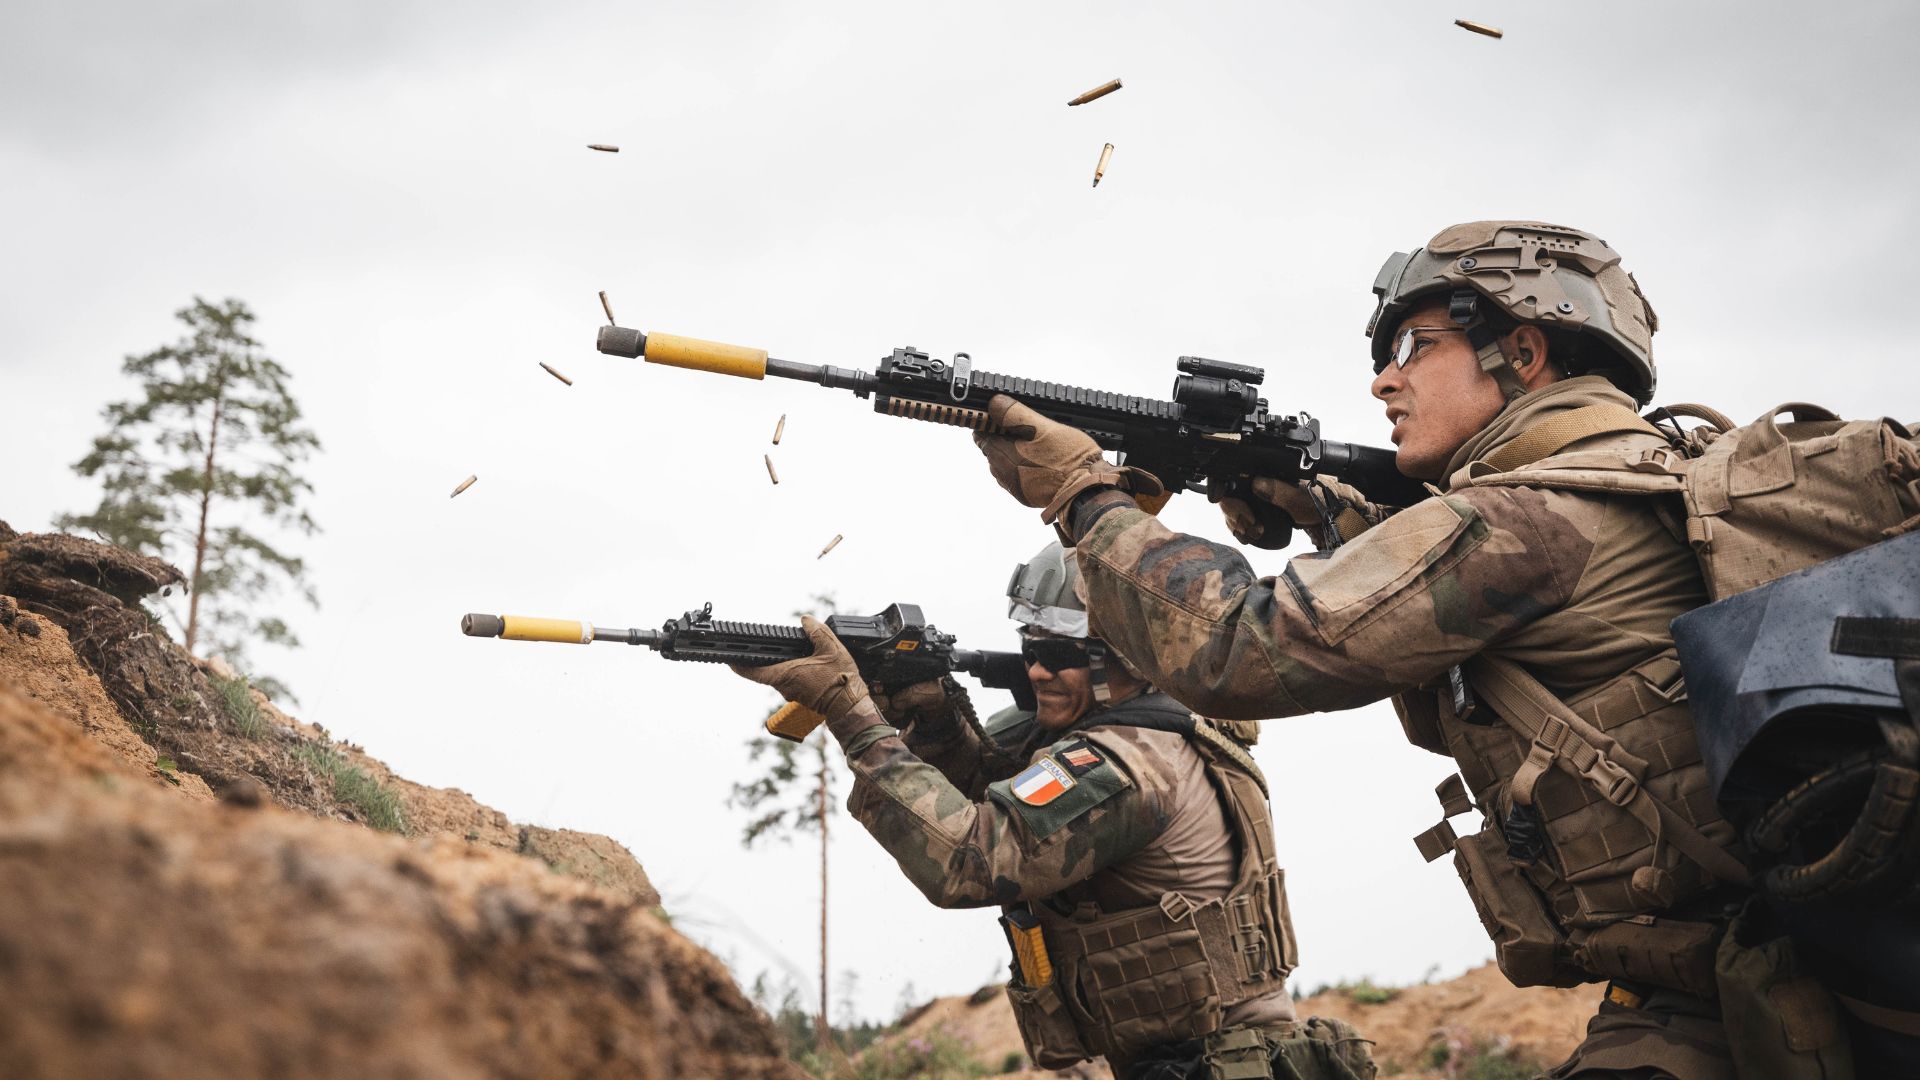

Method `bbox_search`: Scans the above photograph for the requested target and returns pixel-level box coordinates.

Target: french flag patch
[1011,757,1077,806]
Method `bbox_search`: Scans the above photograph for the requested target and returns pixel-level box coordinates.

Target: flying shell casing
[539,362,573,386]
[587,143,620,153]
[1454,19,1503,38]
[773,413,786,445]
[450,474,477,498]
[598,290,616,325]
[817,533,843,559]
[1066,79,1122,107]
[1092,143,1114,188]
[764,454,779,484]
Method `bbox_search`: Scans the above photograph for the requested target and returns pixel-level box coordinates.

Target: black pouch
[1715,900,1855,1080]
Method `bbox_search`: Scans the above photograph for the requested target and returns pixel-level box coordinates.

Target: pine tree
[728,595,841,1056]
[60,297,320,694]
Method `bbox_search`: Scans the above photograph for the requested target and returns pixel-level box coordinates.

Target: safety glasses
[1020,636,1091,673]
[1375,324,1468,375]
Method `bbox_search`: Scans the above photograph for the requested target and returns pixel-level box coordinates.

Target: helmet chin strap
[1450,290,1530,403]
[1088,640,1114,705]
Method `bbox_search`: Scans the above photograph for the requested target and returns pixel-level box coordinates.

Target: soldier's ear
[1510,324,1557,389]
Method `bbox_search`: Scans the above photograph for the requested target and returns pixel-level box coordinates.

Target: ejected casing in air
[1067,79,1122,107]
[450,474,477,498]
[765,454,779,484]
[773,413,786,445]
[818,534,843,559]
[598,290,616,325]
[1453,19,1503,38]
[587,143,620,152]
[1092,143,1114,188]
[539,362,573,386]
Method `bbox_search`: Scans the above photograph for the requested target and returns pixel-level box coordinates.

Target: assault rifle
[460,602,1033,741]
[595,324,1425,547]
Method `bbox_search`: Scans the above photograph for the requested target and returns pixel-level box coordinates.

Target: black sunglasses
[1021,637,1091,673]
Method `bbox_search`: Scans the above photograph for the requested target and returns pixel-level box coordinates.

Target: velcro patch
[1059,742,1102,773]
[1010,758,1075,806]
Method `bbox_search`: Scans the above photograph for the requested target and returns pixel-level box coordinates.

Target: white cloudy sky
[7,0,1919,1025]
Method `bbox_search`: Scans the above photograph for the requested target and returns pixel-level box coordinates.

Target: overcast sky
[7,0,1919,1026]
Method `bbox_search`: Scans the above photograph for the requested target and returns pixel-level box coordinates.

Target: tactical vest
[1400,401,1920,996]
[1002,694,1297,1071]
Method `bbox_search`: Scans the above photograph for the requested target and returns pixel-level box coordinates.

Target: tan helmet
[1365,221,1660,404]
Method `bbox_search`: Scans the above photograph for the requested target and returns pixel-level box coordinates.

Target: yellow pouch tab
[1001,908,1054,988]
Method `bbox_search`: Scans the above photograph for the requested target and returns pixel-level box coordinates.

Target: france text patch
[1010,758,1076,806]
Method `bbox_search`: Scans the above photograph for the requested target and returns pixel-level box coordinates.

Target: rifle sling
[1468,655,1751,886]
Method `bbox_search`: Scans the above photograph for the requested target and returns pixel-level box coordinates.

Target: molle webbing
[1478,404,1662,473]
[1016,703,1295,1061]
[1469,655,1751,887]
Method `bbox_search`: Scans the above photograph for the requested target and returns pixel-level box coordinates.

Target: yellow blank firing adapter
[596,325,768,380]
[460,613,592,644]
[766,700,829,742]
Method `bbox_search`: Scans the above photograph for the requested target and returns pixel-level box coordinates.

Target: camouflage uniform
[838,677,1346,1077]
[1058,377,1748,1079]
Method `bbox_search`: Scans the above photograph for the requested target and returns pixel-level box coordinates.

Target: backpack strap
[1467,655,1752,888]
[1480,403,1664,473]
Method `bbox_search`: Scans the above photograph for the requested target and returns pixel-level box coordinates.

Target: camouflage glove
[974,395,1164,528]
[731,617,883,743]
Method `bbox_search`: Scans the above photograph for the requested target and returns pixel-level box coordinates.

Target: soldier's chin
[1395,444,1446,482]
[1034,698,1081,730]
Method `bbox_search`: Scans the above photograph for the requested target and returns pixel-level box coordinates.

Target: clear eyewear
[1378,325,1468,374]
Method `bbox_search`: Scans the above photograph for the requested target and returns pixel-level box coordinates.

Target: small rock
[219,775,269,808]
[0,596,17,624]
[16,615,40,638]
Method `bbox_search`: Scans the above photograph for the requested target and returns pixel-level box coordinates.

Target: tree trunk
[816,737,831,1054]
[184,392,222,655]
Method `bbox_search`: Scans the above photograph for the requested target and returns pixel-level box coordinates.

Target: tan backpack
[1463,401,1920,600]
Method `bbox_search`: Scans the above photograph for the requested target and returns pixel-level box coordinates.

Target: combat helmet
[1006,540,1088,638]
[1366,221,1660,405]
[1007,540,1140,703]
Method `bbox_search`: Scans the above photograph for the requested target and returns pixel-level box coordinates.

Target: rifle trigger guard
[950,352,972,402]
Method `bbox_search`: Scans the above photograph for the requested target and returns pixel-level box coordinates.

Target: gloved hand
[869,678,953,731]
[974,395,1164,526]
[1217,476,1320,546]
[731,617,877,740]
[1219,476,1380,549]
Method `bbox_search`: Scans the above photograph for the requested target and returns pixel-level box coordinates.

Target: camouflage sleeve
[881,677,1025,800]
[838,723,1170,908]
[1067,485,1597,719]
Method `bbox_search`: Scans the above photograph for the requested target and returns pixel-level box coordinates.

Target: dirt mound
[885,964,1602,1079]
[0,524,658,906]
[0,594,213,801]
[1296,966,1600,1077]
[0,680,801,1079]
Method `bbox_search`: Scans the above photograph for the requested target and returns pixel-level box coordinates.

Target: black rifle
[595,325,1425,547]
[461,602,1033,740]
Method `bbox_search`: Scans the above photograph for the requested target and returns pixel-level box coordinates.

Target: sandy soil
[0,679,802,1079]
[886,964,1603,1079]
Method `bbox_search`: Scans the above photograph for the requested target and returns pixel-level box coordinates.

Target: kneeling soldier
[733,541,1374,1080]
